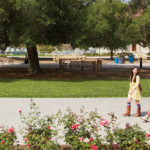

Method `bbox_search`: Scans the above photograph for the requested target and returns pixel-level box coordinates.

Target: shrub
[104,113,150,150]
[58,107,110,150]
[19,99,59,150]
[0,126,17,149]
[16,101,150,150]
[58,109,150,150]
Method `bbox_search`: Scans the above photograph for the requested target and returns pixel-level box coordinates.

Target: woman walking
[123,67,142,117]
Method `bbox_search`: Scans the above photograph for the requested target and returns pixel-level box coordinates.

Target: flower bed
[1,100,150,150]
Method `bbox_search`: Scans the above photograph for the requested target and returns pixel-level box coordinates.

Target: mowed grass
[0,79,149,97]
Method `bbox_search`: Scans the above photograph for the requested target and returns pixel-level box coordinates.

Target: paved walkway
[0,98,150,144]
[0,62,150,69]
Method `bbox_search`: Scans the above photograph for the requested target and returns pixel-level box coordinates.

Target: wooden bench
[70,61,83,70]
[8,60,14,65]
[70,59,102,71]
[0,60,4,65]
[97,59,102,69]
[52,54,86,70]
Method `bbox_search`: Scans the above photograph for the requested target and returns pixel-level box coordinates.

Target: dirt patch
[0,57,149,79]
[0,68,149,79]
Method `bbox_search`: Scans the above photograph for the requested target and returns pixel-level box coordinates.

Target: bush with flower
[19,99,59,150]
[101,113,150,150]
[0,126,16,149]
[57,107,150,150]
[14,100,150,150]
[58,107,110,150]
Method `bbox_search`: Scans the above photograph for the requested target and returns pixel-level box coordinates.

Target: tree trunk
[27,46,40,75]
[110,50,113,60]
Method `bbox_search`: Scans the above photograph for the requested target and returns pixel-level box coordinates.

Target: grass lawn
[0,79,149,97]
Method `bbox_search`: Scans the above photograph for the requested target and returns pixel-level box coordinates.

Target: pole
[140,57,142,68]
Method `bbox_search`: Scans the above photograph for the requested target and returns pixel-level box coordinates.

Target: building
[121,0,131,3]
[95,44,150,59]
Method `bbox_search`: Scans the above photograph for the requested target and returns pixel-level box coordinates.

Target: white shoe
[141,116,149,122]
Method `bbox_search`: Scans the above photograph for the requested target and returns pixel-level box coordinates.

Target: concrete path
[0,62,150,69]
[0,98,150,144]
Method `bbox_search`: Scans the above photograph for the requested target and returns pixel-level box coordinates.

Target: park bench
[70,59,102,71]
[0,60,4,66]
[52,54,86,70]
[0,59,15,66]
[8,60,14,65]
[97,59,102,69]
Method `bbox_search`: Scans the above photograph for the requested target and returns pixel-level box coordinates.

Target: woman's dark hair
[130,67,139,82]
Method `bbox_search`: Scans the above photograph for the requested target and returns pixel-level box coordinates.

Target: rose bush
[1,100,150,150]
[58,107,111,150]
[0,126,16,149]
[103,113,150,150]
[58,108,150,150]
[19,99,59,150]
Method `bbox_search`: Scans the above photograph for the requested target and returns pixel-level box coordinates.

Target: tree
[129,0,150,13]
[0,0,16,50]
[78,0,132,59]
[8,0,58,74]
[8,0,86,74]
[130,6,150,47]
[45,0,88,48]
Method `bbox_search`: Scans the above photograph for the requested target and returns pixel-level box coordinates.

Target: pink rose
[91,144,98,150]
[89,137,93,142]
[1,140,5,144]
[71,124,79,130]
[99,121,105,126]
[27,143,30,147]
[100,120,109,126]
[8,128,14,133]
[146,134,150,137]
[19,110,22,113]
[104,120,109,125]
[24,137,28,142]
[78,137,83,142]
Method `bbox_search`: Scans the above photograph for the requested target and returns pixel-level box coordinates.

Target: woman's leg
[134,100,141,117]
[135,100,140,105]
[141,108,150,122]
[127,97,132,103]
[123,97,132,116]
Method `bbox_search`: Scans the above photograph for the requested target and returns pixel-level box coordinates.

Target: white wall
[95,44,150,56]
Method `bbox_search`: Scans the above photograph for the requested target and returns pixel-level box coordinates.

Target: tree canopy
[131,5,150,47]
[76,0,132,59]
[0,0,16,50]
